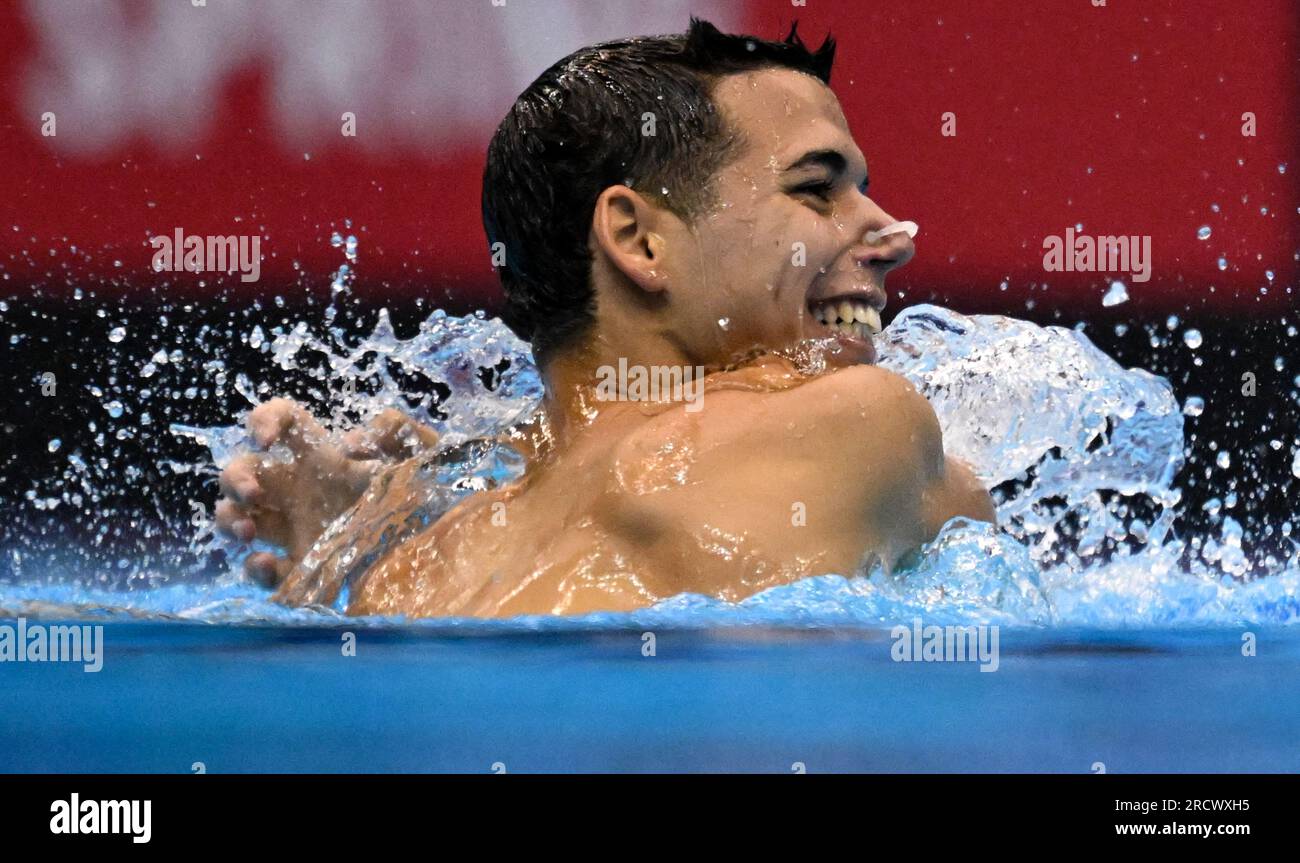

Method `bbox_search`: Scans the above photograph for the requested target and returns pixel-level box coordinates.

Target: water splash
[1102,280,1129,307]
[2,292,1297,627]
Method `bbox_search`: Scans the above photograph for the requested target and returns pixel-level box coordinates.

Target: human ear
[590,185,669,294]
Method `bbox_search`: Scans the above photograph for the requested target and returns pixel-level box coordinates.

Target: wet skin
[214,68,995,617]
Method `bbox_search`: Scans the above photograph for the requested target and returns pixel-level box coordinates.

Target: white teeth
[810,298,882,338]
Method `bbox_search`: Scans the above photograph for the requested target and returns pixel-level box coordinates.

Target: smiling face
[654,68,914,366]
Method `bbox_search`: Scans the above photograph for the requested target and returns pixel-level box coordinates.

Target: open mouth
[808,296,883,341]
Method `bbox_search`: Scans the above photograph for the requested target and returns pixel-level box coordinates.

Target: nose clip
[864,220,918,245]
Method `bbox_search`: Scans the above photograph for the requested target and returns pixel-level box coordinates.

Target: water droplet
[1183,328,1203,349]
[1217,257,1227,271]
[717,317,731,330]
[1182,396,1204,417]
[108,326,126,343]
[1196,225,1212,240]
[1102,281,1128,307]
[48,438,61,452]
[1216,451,1231,470]
[105,400,124,419]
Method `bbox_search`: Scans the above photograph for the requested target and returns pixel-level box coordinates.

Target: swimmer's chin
[797,317,880,365]
[768,332,877,373]
[802,330,878,366]
[826,330,878,365]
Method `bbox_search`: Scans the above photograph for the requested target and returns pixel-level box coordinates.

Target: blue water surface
[2,619,1296,773]
[3,306,1295,773]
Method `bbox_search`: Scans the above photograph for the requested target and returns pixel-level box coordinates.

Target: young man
[214,19,994,618]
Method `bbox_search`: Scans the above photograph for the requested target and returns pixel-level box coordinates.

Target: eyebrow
[783,148,869,188]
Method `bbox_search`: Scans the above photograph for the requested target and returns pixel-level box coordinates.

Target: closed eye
[792,179,835,202]
[791,176,869,204]
[782,148,870,205]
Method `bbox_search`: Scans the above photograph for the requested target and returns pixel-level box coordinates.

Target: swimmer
[214,18,994,617]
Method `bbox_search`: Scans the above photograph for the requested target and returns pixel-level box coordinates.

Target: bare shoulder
[790,364,943,465]
[615,364,943,479]
[602,363,950,545]
[606,363,991,538]
[776,366,995,531]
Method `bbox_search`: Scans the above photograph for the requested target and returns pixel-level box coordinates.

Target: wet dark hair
[482,17,835,363]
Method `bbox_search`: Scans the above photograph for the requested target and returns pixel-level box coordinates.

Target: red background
[1,0,1295,316]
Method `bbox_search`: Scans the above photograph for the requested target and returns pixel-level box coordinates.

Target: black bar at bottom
[0,774,1284,849]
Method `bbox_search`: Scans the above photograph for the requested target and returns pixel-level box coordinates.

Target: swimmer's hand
[214,398,439,587]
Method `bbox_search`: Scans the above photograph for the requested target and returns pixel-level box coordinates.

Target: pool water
[2,301,1296,774]
[2,621,1296,773]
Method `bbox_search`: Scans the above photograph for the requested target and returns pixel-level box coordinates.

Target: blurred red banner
[1,0,1295,315]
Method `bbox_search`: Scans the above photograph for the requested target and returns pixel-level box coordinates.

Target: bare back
[308,360,992,618]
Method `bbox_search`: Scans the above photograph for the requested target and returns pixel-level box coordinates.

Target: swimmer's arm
[607,365,995,575]
[925,456,996,534]
[850,368,994,535]
[788,365,995,551]
[272,453,439,606]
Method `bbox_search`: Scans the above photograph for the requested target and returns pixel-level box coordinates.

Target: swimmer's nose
[852,220,916,271]
[865,221,918,245]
